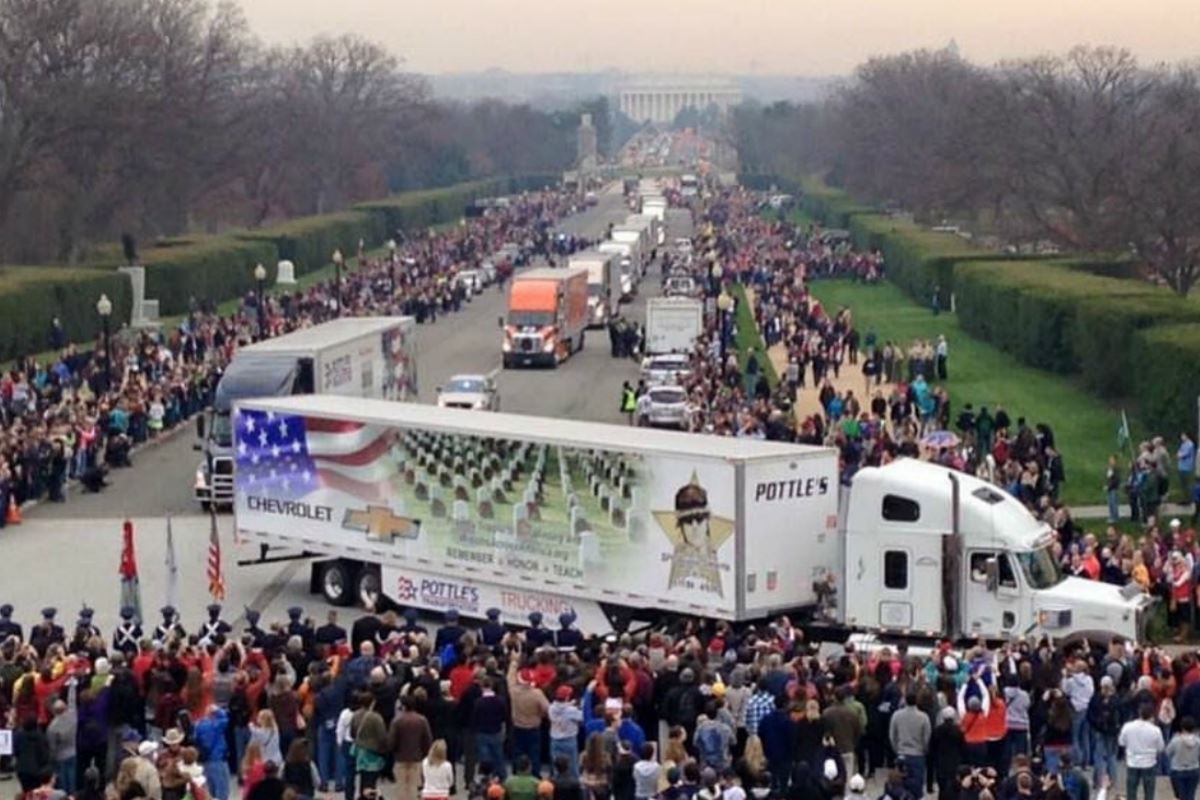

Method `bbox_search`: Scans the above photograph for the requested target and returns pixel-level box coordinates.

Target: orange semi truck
[501,267,589,368]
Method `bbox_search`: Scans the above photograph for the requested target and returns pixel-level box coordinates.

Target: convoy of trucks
[597,241,638,300]
[232,397,1151,643]
[645,297,704,355]
[501,267,589,368]
[194,317,417,509]
[567,250,621,328]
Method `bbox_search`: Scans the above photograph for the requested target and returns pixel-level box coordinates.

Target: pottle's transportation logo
[754,475,830,502]
[395,575,481,613]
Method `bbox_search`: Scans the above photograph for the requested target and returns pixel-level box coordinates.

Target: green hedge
[1131,323,1200,436]
[238,211,386,281]
[0,267,133,361]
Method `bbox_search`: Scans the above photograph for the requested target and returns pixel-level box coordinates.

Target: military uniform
[480,608,506,648]
[197,604,232,647]
[398,608,426,642]
[0,604,23,642]
[69,607,102,653]
[285,607,314,646]
[554,612,583,653]
[153,606,187,643]
[315,618,347,648]
[244,609,269,649]
[111,607,143,655]
[525,611,554,650]
[29,608,65,656]
[434,609,464,653]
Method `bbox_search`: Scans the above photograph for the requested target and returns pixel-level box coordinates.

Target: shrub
[1131,323,1200,435]
[139,237,279,316]
[0,267,132,361]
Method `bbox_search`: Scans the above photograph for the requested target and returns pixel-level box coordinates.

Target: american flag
[235,409,396,501]
[207,509,225,601]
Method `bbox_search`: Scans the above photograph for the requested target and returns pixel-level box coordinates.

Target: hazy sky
[239,0,1196,75]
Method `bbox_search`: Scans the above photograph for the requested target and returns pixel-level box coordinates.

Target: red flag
[119,520,138,579]
[207,511,225,601]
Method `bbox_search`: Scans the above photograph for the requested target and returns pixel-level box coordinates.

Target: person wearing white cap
[847,774,867,797]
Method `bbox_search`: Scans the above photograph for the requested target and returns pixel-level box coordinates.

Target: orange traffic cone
[6,496,21,525]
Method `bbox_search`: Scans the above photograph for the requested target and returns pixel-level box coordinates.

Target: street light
[332,249,344,316]
[253,263,267,341]
[96,293,113,392]
[709,260,723,298]
[717,290,734,362]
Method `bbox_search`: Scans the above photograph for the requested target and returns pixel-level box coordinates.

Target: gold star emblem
[652,472,734,597]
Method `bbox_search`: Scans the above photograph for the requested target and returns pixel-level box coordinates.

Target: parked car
[640,353,692,386]
[639,385,691,429]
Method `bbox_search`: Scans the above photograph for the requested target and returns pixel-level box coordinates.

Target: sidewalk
[1072,502,1192,521]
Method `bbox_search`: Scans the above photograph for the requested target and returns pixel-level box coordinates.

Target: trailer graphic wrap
[381,325,417,400]
[234,408,739,616]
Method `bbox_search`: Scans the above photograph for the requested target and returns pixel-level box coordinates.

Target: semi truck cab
[842,460,1152,643]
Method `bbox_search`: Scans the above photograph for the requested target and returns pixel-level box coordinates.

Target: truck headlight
[542,339,555,352]
[194,468,208,490]
[502,341,512,352]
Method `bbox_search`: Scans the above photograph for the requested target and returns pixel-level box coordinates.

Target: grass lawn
[809,279,1129,508]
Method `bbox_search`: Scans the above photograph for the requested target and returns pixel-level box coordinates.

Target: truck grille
[212,457,234,499]
[517,336,538,353]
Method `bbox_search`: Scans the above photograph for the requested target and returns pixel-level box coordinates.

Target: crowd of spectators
[0,189,584,526]
[2,597,1200,800]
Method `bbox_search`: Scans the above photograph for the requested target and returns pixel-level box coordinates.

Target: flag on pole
[118,519,142,623]
[207,509,225,601]
[1117,409,1132,449]
[164,515,180,611]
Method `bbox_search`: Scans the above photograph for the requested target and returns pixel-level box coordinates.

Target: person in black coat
[14,717,51,793]
[931,708,965,800]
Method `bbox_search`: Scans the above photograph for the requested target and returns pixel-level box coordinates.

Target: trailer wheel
[355,566,381,611]
[320,561,353,607]
[577,331,586,353]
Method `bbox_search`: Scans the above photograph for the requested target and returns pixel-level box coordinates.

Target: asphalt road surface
[4,188,693,634]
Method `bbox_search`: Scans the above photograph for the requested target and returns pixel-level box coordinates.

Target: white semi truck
[567,250,621,328]
[598,241,639,299]
[645,297,704,355]
[611,225,651,276]
[194,317,417,509]
[232,396,1151,643]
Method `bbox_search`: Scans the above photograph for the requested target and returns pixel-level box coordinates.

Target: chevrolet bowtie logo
[343,505,421,542]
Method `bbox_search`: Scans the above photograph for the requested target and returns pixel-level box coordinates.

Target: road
[4,188,692,634]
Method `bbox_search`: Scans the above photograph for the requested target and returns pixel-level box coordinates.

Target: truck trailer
[645,297,704,355]
[567,250,620,328]
[501,267,589,368]
[232,397,1152,643]
[194,317,417,509]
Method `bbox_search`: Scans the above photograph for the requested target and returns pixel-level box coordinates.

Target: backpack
[696,724,724,767]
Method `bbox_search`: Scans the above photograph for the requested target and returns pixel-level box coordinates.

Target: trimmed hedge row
[0,267,133,361]
[69,174,559,318]
[1131,323,1200,437]
[789,173,1200,434]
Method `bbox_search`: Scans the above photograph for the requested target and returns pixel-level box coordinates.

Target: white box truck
[610,226,649,276]
[641,196,668,225]
[568,250,621,328]
[627,213,663,247]
[232,396,1152,643]
[194,317,417,509]
[646,298,704,355]
[598,241,638,300]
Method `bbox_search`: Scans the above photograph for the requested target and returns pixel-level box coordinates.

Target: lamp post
[253,263,267,341]
[717,289,733,363]
[332,249,344,316]
[709,259,723,298]
[387,239,397,295]
[96,293,113,392]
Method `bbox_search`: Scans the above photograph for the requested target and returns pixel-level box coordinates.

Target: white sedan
[638,385,691,429]
[436,374,499,411]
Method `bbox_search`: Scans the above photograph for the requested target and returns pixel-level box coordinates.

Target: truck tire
[355,566,381,611]
[320,560,354,607]
[576,331,586,353]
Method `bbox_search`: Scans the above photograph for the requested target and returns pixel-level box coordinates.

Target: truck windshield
[211,411,234,447]
[509,311,554,327]
[1016,546,1065,590]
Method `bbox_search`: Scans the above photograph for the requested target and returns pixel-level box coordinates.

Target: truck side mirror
[985,558,1000,593]
[195,414,205,440]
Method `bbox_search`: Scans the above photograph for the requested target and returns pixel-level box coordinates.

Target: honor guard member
[30,608,65,656]
[112,607,142,656]
[70,606,102,652]
[0,604,23,642]
[400,608,427,639]
[434,609,464,653]
[525,611,554,650]
[315,610,347,648]
[350,611,382,653]
[481,608,506,649]
[154,606,186,643]
[286,607,313,646]
[198,604,232,648]
[554,612,583,653]
[244,608,268,649]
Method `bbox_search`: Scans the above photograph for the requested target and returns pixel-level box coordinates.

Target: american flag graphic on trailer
[235,409,396,501]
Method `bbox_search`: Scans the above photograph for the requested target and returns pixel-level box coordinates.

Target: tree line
[0,0,598,264]
[734,46,1200,295]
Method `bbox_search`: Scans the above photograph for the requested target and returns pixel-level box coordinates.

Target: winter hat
[849,775,867,794]
[823,759,839,781]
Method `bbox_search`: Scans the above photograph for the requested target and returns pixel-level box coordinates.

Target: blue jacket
[758,708,794,765]
[194,707,229,762]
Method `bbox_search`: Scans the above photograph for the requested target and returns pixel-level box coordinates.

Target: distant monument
[577,113,598,171]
